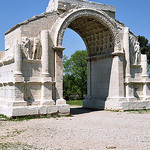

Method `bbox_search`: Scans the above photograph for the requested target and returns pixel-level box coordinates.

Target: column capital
[112,51,124,57]
[53,46,65,51]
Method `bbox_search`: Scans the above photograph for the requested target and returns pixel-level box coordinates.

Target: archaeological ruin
[0,0,150,117]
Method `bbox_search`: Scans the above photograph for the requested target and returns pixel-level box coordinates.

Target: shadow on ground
[70,106,101,115]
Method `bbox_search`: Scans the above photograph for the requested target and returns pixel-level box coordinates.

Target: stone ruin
[0,0,150,117]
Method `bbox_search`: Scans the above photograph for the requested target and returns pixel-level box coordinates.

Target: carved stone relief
[129,34,141,65]
[32,38,41,59]
[22,37,41,60]
[134,41,141,65]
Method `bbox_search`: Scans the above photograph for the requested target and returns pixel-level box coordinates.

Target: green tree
[138,35,150,64]
[63,50,87,100]
[63,74,76,100]
[138,36,149,48]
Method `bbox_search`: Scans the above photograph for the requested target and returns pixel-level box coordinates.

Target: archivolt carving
[22,37,41,60]
[56,9,122,56]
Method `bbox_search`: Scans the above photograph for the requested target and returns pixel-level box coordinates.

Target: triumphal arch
[0,0,150,117]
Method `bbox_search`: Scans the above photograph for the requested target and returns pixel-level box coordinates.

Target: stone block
[12,107,28,116]
[39,106,47,115]
[56,99,66,105]
[12,106,39,117]
[58,104,70,114]
[47,105,59,114]
[26,106,39,115]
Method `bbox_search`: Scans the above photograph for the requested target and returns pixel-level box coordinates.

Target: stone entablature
[46,0,116,17]
[0,0,150,117]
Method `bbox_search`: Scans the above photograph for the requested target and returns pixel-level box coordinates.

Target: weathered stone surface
[58,104,70,114]
[39,106,47,115]
[47,105,59,114]
[0,0,150,117]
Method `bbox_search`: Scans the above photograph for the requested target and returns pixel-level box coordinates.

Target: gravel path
[0,107,150,150]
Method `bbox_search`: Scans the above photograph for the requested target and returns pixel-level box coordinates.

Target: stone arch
[0,0,150,117]
[52,8,124,108]
[52,9,122,55]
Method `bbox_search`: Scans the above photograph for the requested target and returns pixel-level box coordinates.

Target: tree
[138,35,150,64]
[138,36,149,48]
[63,73,76,100]
[63,50,87,100]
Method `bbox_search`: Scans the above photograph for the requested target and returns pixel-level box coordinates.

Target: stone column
[53,46,66,105]
[40,30,55,105]
[141,54,148,78]
[41,30,50,77]
[14,44,22,77]
[124,27,131,78]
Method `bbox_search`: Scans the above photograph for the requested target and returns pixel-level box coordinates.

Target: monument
[0,0,150,117]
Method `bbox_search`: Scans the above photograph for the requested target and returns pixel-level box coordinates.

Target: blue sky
[0,0,150,57]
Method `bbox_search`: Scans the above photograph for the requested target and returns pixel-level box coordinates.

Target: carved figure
[22,37,32,59]
[32,38,41,59]
[134,41,141,65]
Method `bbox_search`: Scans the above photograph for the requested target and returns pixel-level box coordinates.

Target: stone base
[41,100,55,105]
[105,100,150,110]
[83,98,150,110]
[0,104,70,118]
[56,99,66,105]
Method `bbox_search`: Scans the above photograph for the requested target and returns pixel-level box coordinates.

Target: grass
[66,100,83,106]
[125,109,150,114]
[0,114,8,119]
[0,142,39,150]
[0,114,62,122]
[0,129,26,140]
[105,109,150,114]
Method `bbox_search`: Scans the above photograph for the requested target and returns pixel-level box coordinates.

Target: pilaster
[141,54,148,78]
[124,27,131,78]
[53,46,66,105]
[125,83,135,100]
[107,52,125,101]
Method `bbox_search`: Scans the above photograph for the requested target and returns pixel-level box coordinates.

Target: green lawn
[66,100,83,106]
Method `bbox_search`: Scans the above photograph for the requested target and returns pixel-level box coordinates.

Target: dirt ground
[0,107,150,150]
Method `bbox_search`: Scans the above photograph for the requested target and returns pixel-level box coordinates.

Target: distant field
[66,100,83,106]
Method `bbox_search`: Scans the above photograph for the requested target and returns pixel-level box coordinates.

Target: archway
[53,9,120,109]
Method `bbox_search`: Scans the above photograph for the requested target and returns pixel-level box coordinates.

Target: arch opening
[62,28,87,102]
[59,15,114,109]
